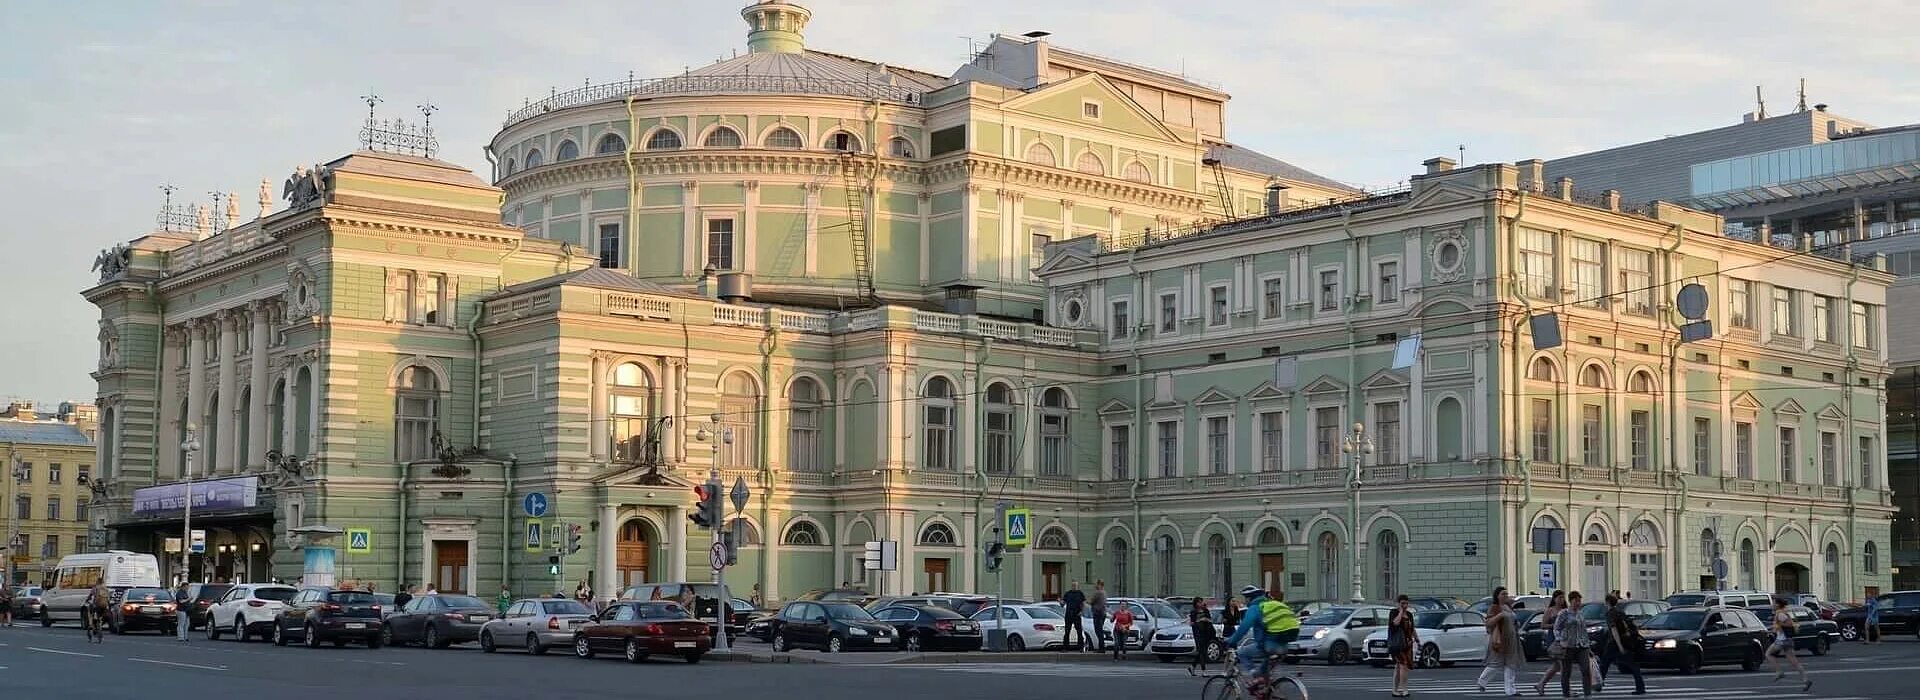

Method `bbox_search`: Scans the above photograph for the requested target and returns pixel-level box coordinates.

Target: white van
[37,551,162,625]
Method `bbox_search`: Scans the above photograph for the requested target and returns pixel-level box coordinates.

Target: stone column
[215,312,239,472]
[588,352,609,461]
[156,328,183,479]
[762,507,781,602]
[246,304,270,469]
[186,321,208,469]
[669,505,688,582]
[960,511,977,592]
[306,353,324,455]
[278,364,297,454]
[596,503,618,602]
[663,358,684,463]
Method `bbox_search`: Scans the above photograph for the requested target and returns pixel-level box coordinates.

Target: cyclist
[85,581,112,640]
[1223,585,1300,694]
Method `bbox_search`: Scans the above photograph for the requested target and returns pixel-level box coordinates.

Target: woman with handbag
[1388,595,1418,697]
[1533,591,1566,695]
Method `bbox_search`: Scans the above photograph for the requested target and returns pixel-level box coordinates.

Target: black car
[109,587,179,635]
[176,583,232,630]
[871,604,984,652]
[1753,606,1836,655]
[273,588,384,648]
[769,601,900,653]
[1832,590,1920,641]
[792,588,876,605]
[383,594,496,649]
[1636,606,1770,675]
[744,612,778,642]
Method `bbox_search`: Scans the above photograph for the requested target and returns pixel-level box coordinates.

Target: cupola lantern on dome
[742,0,811,54]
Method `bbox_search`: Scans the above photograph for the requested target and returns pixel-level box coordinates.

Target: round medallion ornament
[1430,230,1468,283]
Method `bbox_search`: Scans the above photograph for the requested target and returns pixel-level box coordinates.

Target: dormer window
[888,137,915,159]
[827,132,862,153]
[1083,101,1102,120]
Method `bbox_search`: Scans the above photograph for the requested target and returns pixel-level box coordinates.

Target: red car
[573,601,712,663]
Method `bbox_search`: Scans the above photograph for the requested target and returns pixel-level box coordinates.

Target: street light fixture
[691,413,734,654]
[178,425,202,641]
[1340,421,1374,603]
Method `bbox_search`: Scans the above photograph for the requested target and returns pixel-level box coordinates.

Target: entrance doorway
[1259,554,1286,594]
[433,540,469,594]
[923,558,950,593]
[1041,562,1064,601]
[617,520,653,589]
[1774,562,1810,595]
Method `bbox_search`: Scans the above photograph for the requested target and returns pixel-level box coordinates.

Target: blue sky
[2,0,1917,404]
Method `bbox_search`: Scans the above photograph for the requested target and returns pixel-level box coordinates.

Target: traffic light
[547,554,560,576]
[984,541,1005,573]
[689,484,720,529]
[566,523,583,555]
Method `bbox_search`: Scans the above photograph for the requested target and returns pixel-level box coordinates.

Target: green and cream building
[83,1,1893,604]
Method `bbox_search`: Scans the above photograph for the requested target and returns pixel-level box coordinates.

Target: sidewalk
[710,646,1176,665]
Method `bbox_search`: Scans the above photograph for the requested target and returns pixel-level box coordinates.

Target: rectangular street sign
[525,518,544,553]
[1004,508,1031,548]
[189,529,207,554]
[346,528,373,554]
[1539,560,1557,589]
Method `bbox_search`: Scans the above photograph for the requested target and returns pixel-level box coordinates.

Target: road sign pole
[710,471,729,653]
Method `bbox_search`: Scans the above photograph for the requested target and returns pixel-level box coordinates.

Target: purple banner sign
[131,476,259,516]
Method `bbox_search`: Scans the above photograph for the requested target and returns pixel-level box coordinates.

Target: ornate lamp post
[1340,422,1374,603]
[177,425,202,639]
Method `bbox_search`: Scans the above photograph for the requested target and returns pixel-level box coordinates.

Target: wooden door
[1259,554,1286,594]
[617,521,651,590]
[1042,562,1064,601]
[433,540,469,594]
[923,558,950,593]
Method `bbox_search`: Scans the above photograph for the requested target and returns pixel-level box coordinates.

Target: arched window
[645,129,682,151]
[888,137,915,158]
[1628,521,1663,600]
[1039,387,1070,476]
[919,522,956,546]
[1122,161,1153,184]
[555,140,579,161]
[704,127,743,148]
[782,521,823,546]
[1206,533,1229,600]
[1258,526,1285,547]
[267,379,286,453]
[1864,541,1879,574]
[1739,538,1757,589]
[716,373,760,468]
[921,377,955,471]
[1529,357,1557,381]
[1376,530,1400,600]
[787,378,824,472]
[235,386,252,466]
[595,133,626,155]
[1700,528,1718,580]
[826,131,861,152]
[1075,151,1106,176]
[524,148,544,168]
[292,367,313,453]
[1036,526,1071,550]
[1628,371,1654,394]
[99,407,117,478]
[1111,538,1130,595]
[1317,531,1340,599]
[1823,542,1841,599]
[983,382,1014,475]
[1025,142,1057,167]
[1156,534,1177,597]
[1435,396,1464,461]
[1579,365,1606,388]
[202,392,221,471]
[764,127,803,150]
[727,518,762,546]
[610,362,655,463]
[394,366,438,462]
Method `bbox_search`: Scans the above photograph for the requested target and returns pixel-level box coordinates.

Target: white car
[1149,621,1229,663]
[1363,609,1488,668]
[969,604,1069,651]
[205,583,297,642]
[1284,604,1394,665]
[1076,597,1185,650]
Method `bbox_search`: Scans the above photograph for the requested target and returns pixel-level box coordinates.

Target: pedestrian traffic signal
[984,541,1005,573]
[566,523,583,555]
[689,484,720,529]
[548,555,559,565]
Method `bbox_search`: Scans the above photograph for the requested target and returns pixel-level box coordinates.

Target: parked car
[619,583,735,638]
[1364,609,1489,668]
[1149,606,1229,663]
[872,604,984,652]
[1663,590,1773,611]
[10,586,44,620]
[481,598,595,654]
[867,594,992,617]
[176,582,232,630]
[744,611,778,642]
[271,588,384,648]
[1470,595,1549,614]
[769,600,900,653]
[1636,606,1769,675]
[1833,591,1920,641]
[1407,597,1470,611]
[967,604,1067,651]
[1753,606,1837,655]
[1811,601,1855,621]
[382,594,495,648]
[371,593,399,620]
[108,586,178,635]
[37,551,162,626]
[1516,609,1557,661]
[726,598,761,639]
[572,600,711,663]
[791,588,875,605]
[205,583,297,642]
[1284,604,1394,665]
[1073,597,1184,650]
[1288,600,1343,617]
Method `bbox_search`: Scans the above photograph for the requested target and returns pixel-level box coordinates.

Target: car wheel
[425,625,444,649]
[481,631,497,653]
[1328,640,1350,665]
[624,638,645,664]
[1740,645,1762,672]
[771,633,790,652]
[1008,634,1025,652]
[1679,648,1702,675]
[110,616,124,635]
[827,635,844,653]
[527,633,546,655]
[1813,636,1829,656]
[1208,640,1229,663]
[235,617,250,643]
[273,621,288,646]
[309,623,328,648]
[574,635,595,658]
[1839,623,1859,641]
[39,608,51,627]
[684,652,702,664]
[380,624,395,648]
[1419,644,1441,669]
[207,617,221,640]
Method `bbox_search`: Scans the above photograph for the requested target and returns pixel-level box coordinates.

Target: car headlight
[1179,633,1193,640]
[1314,629,1330,640]
[1654,640,1676,649]
[849,627,869,636]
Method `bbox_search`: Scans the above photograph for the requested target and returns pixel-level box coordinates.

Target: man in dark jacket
[1060,582,1088,650]
[1599,594,1646,695]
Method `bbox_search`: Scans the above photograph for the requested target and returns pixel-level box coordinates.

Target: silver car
[479,598,596,655]
[1284,604,1394,665]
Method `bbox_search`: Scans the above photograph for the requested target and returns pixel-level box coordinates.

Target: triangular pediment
[1098,398,1134,416]
[1774,398,1806,415]
[1035,248,1095,276]
[1360,368,1410,390]
[1003,73,1185,144]
[1303,375,1348,395]
[1194,387,1237,406]
[1404,183,1480,211]
[1816,404,1846,420]
[1246,382,1293,402]
[1730,392,1763,411]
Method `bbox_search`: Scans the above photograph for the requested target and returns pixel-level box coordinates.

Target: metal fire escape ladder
[840,153,879,307]
[1203,156,1235,219]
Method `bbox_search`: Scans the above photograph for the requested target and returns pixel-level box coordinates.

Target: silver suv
[1284,604,1394,665]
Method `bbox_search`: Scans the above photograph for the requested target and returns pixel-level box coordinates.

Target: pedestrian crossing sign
[1004,508,1031,548]
[525,518,544,553]
[346,528,373,554]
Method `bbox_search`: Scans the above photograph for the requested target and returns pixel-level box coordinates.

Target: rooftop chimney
[3,400,36,422]
[1516,159,1545,192]
[1423,157,1457,175]
[1265,184,1288,215]
[716,271,754,304]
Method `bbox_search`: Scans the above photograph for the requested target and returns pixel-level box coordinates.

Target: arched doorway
[616,519,656,590]
[1773,562,1810,595]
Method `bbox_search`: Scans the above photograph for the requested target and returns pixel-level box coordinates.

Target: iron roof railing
[504,74,925,128]
[1102,186,1413,252]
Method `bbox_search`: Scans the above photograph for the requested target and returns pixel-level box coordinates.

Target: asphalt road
[0,622,1913,700]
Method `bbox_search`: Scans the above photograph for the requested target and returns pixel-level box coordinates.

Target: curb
[706,649,1175,666]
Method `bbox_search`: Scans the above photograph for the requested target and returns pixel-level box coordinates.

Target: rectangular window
[1859,435,1876,489]
[385,270,413,322]
[1083,101,1102,119]
[1262,278,1285,319]
[789,403,821,473]
[1570,239,1605,308]
[13,495,27,520]
[1735,421,1754,479]
[597,222,622,269]
[1819,431,1838,485]
[1852,302,1874,349]
[1530,399,1553,463]
[77,465,89,484]
[1519,228,1557,299]
[706,219,735,270]
[1110,425,1131,479]
[984,407,1013,475]
[1030,232,1051,273]
[1318,270,1340,311]
[77,500,88,523]
[1693,418,1712,476]
[1315,407,1340,468]
[923,405,952,471]
[417,273,444,325]
[1159,293,1177,333]
[1259,411,1285,471]
[1376,261,1400,303]
[1040,412,1067,477]
[41,535,57,559]
[1373,402,1401,464]
[1628,410,1651,470]
[47,497,60,521]
[48,463,60,484]
[1581,404,1604,466]
[1813,295,1836,343]
[1772,287,1797,336]
[1618,248,1653,315]
[1206,416,1230,475]
[1779,426,1798,482]
[1110,300,1130,340]
[1208,285,1229,326]
[1156,420,1179,477]
[1728,280,1753,328]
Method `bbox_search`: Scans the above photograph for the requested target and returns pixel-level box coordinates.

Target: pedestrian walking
[1475,587,1523,696]
[394,585,414,612]
[1554,591,1595,698]
[749,584,763,609]
[1388,595,1417,697]
[1532,591,1567,695]
[575,580,592,604]
[496,584,512,614]
[1597,594,1646,695]
[1221,599,1242,640]
[1090,580,1109,652]
[1110,604,1134,660]
[1060,581,1087,650]
[1190,598,1217,671]
[1767,598,1812,692]
[425,583,438,596]
[0,585,14,627]
[1864,594,1882,643]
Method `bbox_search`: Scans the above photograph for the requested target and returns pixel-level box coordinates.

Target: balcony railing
[504,74,925,129]
[1102,187,1413,253]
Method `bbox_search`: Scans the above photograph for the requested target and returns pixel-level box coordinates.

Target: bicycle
[82,606,106,643]
[1192,652,1309,700]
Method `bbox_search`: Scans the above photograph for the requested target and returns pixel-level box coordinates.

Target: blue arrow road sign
[523,492,549,518]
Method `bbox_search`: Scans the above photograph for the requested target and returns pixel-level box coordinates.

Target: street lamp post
[1340,422,1374,603]
[6,452,26,587]
[177,426,202,640]
[694,415,734,654]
